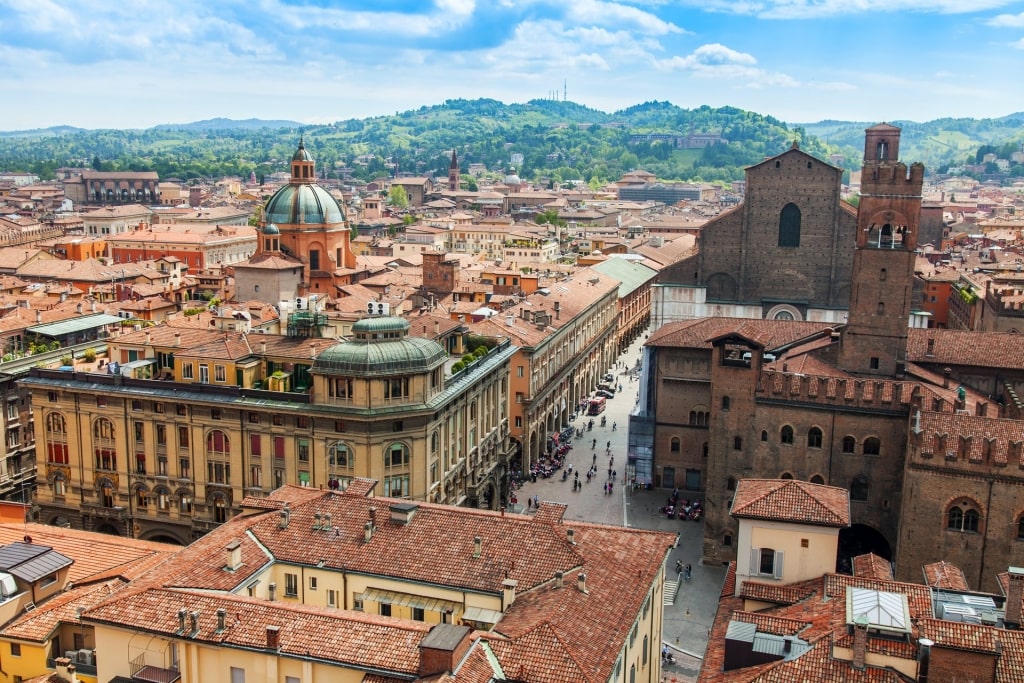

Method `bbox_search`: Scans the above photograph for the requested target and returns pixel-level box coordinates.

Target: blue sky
[1,0,1023,130]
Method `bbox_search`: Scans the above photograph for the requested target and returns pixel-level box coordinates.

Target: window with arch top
[947,502,980,532]
[780,425,794,444]
[841,436,856,454]
[863,437,881,456]
[807,427,823,448]
[778,203,801,247]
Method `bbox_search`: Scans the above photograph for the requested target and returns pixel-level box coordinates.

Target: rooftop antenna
[564,80,567,102]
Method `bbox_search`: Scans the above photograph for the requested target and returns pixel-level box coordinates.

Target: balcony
[80,503,128,520]
[130,652,180,683]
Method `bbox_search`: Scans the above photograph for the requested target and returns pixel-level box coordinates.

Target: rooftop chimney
[174,332,181,347]
[225,539,242,571]
[364,521,374,542]
[852,615,869,669]
[266,625,281,651]
[216,608,227,632]
[279,508,290,529]
[418,624,473,677]
[369,506,377,527]
[313,512,322,530]
[323,513,332,529]
[54,657,77,682]
[473,536,482,558]
[502,578,518,608]
[783,637,792,654]
[567,528,576,545]
[554,571,564,589]
[917,637,933,683]
[177,608,187,633]
[189,610,199,637]
[943,367,951,389]
[268,582,276,601]
[1006,567,1024,628]
[577,572,588,594]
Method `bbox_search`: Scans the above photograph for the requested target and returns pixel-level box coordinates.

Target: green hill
[1,101,1021,184]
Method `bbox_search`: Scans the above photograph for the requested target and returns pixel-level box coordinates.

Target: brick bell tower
[838,124,924,377]
[448,150,460,191]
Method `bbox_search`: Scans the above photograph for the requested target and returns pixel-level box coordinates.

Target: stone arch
[838,523,892,569]
[765,303,803,321]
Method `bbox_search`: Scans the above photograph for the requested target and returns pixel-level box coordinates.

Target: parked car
[597,383,615,394]
[602,373,615,382]
[595,389,615,399]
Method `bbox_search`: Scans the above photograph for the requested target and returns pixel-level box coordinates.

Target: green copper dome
[263,223,281,235]
[312,316,447,377]
[264,184,346,225]
[292,140,314,162]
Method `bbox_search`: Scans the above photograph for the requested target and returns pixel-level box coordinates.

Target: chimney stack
[567,528,576,545]
[268,582,276,601]
[364,521,374,542]
[225,539,242,571]
[577,572,588,594]
[54,657,77,682]
[473,536,482,558]
[323,513,331,529]
[189,611,199,637]
[502,578,517,607]
[313,512,322,530]
[917,637,933,683]
[369,506,377,527]
[1005,567,1024,628]
[554,571,564,589]
[943,367,951,389]
[279,508,290,529]
[266,625,281,651]
[216,608,227,632]
[177,608,187,633]
[174,332,181,347]
[852,615,869,669]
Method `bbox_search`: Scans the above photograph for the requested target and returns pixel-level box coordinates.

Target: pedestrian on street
[527,497,532,510]
[533,495,539,508]
[608,467,612,478]
[684,564,692,580]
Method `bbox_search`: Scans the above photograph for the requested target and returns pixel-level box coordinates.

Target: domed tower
[838,124,924,377]
[260,138,355,295]
[448,150,460,192]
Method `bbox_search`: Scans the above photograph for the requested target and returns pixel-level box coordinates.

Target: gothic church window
[947,503,980,533]
[778,203,801,247]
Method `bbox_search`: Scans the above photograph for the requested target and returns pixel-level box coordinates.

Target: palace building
[23,316,516,545]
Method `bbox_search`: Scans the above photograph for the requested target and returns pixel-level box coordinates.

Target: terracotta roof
[922,560,969,590]
[852,554,893,581]
[89,486,674,683]
[647,317,834,352]
[731,479,850,528]
[908,328,1024,370]
[739,581,816,606]
[0,578,126,641]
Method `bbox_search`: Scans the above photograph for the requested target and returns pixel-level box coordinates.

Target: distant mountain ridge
[151,118,303,131]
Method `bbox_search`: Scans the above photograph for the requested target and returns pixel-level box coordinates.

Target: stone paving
[510,330,726,682]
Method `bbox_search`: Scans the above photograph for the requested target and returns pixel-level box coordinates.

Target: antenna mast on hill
[564,80,567,102]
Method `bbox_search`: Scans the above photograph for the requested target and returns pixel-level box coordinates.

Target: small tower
[838,124,924,377]
[448,150,460,192]
[291,137,315,182]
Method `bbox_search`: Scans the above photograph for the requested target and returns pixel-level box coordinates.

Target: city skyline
[0,1,1023,131]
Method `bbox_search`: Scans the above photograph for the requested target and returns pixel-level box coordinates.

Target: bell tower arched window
[778,203,801,247]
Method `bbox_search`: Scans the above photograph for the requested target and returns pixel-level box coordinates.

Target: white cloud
[987,11,1024,26]
[564,0,685,35]
[687,0,1016,18]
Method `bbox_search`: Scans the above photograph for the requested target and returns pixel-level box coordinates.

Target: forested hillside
[1,99,1021,185]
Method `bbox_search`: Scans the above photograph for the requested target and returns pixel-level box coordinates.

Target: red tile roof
[922,560,970,590]
[731,479,850,528]
[739,581,816,606]
[852,554,893,581]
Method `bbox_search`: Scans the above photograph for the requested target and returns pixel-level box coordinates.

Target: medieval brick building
[639,125,1024,593]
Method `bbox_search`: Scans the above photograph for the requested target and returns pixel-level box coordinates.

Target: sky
[1,0,1024,131]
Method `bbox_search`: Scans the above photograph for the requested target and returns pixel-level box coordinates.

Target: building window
[863,437,880,456]
[96,396,107,408]
[379,602,392,617]
[386,443,409,468]
[230,667,245,683]
[850,476,868,501]
[45,413,69,464]
[177,404,188,417]
[248,412,260,424]
[947,503,981,533]
[327,589,337,607]
[10,643,20,656]
[807,427,823,448]
[412,607,425,621]
[670,437,680,453]
[383,474,409,497]
[842,436,856,453]
[329,443,352,469]
[688,410,708,426]
[297,438,310,462]
[721,396,730,410]
[297,416,309,429]
[778,203,801,247]
[870,357,880,369]
[780,425,794,444]
[723,533,732,547]
[211,408,222,420]
[753,547,784,578]
[760,430,768,442]
[780,472,794,480]
[309,576,317,591]
[182,363,194,380]
[733,436,742,450]
[727,477,736,491]
[811,475,825,484]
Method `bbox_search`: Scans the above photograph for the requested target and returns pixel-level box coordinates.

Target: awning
[360,588,460,614]
[27,313,123,338]
[462,606,503,625]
